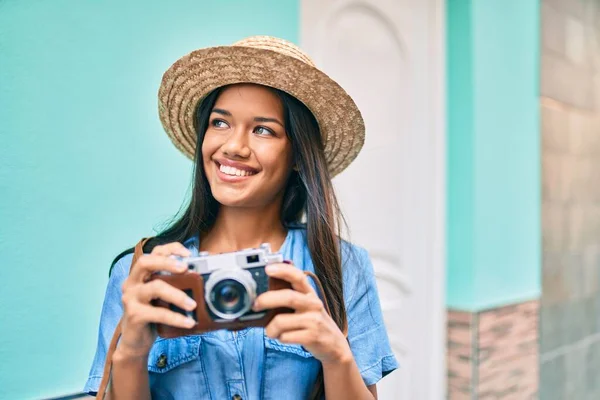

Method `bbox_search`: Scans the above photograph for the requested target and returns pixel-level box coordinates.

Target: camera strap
[96,237,150,400]
[303,270,348,336]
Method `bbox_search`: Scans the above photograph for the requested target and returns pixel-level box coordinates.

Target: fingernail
[185,298,197,309]
[266,265,279,273]
[252,302,260,311]
[184,318,196,328]
[177,261,188,271]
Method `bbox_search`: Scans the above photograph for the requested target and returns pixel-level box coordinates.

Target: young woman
[85,36,398,399]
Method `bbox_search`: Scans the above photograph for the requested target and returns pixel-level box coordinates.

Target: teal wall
[0,1,298,398]
[447,0,541,311]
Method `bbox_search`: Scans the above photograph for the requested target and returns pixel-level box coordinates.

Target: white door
[301,1,446,399]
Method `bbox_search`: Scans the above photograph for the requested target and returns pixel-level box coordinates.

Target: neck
[200,201,288,254]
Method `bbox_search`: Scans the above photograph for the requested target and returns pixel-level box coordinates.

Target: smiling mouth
[215,162,257,177]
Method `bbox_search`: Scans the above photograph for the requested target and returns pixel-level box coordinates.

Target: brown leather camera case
[150,272,293,338]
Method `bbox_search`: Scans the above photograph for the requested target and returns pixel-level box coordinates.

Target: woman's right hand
[118,242,197,359]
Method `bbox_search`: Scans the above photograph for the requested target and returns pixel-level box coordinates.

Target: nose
[221,127,251,159]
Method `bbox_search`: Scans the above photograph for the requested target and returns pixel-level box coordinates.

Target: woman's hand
[118,242,197,358]
[253,262,352,366]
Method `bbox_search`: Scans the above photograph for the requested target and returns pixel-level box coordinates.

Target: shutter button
[232,395,242,400]
[156,354,167,368]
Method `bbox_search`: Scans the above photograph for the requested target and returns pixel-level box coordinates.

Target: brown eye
[254,126,274,136]
[211,119,229,128]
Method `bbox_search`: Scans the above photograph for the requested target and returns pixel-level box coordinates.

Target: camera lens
[204,268,257,320]
[211,279,248,315]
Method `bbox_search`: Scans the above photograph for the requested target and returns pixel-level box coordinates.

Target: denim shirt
[85,228,398,399]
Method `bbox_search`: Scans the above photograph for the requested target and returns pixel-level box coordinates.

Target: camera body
[150,243,292,338]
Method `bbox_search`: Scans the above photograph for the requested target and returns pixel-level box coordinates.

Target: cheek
[262,148,293,180]
[201,136,218,165]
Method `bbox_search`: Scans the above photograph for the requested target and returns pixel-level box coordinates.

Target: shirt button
[232,395,242,400]
[156,353,167,368]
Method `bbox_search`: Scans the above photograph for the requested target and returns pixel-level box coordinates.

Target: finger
[137,279,197,311]
[265,312,322,339]
[130,254,187,282]
[133,303,196,329]
[253,289,323,312]
[151,242,192,258]
[265,263,314,294]
[277,329,316,346]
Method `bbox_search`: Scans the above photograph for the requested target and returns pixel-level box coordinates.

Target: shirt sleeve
[84,253,132,395]
[343,245,399,386]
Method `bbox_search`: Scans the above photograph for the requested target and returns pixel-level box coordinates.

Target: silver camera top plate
[182,243,283,274]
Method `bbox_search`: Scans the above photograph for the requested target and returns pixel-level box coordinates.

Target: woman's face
[202,84,294,209]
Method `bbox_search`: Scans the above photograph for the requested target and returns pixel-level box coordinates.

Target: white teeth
[219,164,253,177]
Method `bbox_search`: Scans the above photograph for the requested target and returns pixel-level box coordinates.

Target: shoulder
[340,239,370,274]
[109,252,135,281]
[339,241,378,313]
[339,240,374,294]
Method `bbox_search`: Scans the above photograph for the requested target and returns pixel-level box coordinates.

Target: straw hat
[158,36,365,177]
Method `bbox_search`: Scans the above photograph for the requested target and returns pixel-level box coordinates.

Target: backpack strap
[96,237,151,400]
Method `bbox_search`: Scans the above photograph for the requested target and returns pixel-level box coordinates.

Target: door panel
[301,1,446,398]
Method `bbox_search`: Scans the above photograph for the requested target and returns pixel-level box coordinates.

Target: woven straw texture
[158,36,365,177]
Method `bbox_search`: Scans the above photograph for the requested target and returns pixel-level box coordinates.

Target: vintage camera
[150,243,292,338]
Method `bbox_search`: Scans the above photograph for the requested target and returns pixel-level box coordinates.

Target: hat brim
[158,45,364,177]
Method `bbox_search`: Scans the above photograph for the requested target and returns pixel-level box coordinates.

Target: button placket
[227,379,247,400]
[156,353,168,369]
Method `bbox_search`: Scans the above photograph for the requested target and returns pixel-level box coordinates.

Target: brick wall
[447,302,539,399]
[540,0,600,398]
[448,310,474,399]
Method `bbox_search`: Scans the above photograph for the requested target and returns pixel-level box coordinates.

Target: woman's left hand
[252,262,352,366]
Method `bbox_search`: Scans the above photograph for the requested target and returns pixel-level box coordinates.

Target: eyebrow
[212,108,232,116]
[211,108,284,128]
[254,116,284,128]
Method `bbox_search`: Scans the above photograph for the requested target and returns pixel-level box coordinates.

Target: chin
[211,187,254,208]
[213,196,250,208]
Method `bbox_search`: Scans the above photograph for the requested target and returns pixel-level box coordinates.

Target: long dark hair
[112,84,347,398]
